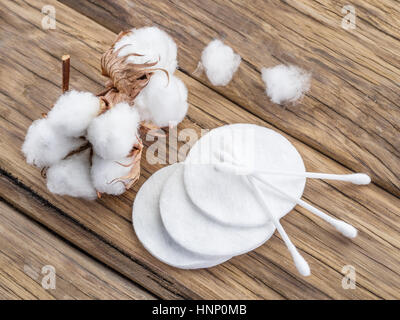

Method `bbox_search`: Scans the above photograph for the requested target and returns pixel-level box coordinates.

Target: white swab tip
[335,221,358,238]
[293,251,311,277]
[214,162,252,175]
[214,163,236,174]
[350,173,371,185]
[213,150,235,162]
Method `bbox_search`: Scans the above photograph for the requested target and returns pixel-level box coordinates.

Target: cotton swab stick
[252,175,358,238]
[213,152,358,237]
[257,171,370,185]
[248,177,311,277]
[213,159,357,237]
[214,159,370,185]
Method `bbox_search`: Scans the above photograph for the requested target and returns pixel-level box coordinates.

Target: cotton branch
[62,54,70,93]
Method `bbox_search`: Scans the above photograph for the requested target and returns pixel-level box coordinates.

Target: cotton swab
[248,177,311,277]
[251,175,358,238]
[213,156,358,238]
[258,171,371,185]
[214,158,371,185]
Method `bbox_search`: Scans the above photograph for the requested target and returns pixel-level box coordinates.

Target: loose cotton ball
[46,149,97,200]
[91,155,134,195]
[87,102,140,160]
[134,72,188,127]
[201,39,241,86]
[47,90,100,137]
[261,64,311,104]
[22,118,85,168]
[114,26,178,75]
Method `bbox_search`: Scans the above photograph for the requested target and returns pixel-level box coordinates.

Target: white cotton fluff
[47,90,100,137]
[114,26,178,75]
[261,64,311,104]
[134,72,188,127]
[22,118,85,168]
[46,149,97,200]
[91,154,133,195]
[87,102,140,160]
[201,39,241,86]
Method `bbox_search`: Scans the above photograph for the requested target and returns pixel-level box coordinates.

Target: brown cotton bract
[95,30,168,195]
[100,30,168,108]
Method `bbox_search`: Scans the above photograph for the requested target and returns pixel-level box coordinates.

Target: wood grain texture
[59,0,400,196]
[0,0,399,299]
[0,200,154,300]
[0,173,188,300]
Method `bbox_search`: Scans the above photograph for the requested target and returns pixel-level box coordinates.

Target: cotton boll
[22,118,85,168]
[47,90,100,137]
[46,149,97,200]
[87,102,140,160]
[134,72,188,127]
[114,26,178,75]
[201,39,241,86]
[91,154,133,195]
[261,64,311,104]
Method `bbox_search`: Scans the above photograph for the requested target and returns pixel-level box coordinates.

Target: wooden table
[0,0,399,299]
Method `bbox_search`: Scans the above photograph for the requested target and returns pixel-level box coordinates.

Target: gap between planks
[0,170,189,299]
[0,198,155,300]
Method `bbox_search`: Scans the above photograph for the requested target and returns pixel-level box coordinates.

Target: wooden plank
[0,173,194,300]
[0,0,399,299]
[58,0,400,196]
[0,200,155,300]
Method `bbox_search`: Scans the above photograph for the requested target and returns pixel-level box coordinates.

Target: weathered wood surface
[0,0,399,299]
[0,200,154,300]
[59,0,400,197]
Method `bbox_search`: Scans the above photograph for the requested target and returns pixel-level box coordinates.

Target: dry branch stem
[64,141,91,159]
[62,55,70,93]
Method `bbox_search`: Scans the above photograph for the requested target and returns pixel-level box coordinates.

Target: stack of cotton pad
[132,124,306,269]
[132,164,231,269]
[133,124,366,274]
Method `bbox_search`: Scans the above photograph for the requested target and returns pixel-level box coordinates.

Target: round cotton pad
[184,124,306,227]
[160,165,276,257]
[132,164,230,269]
